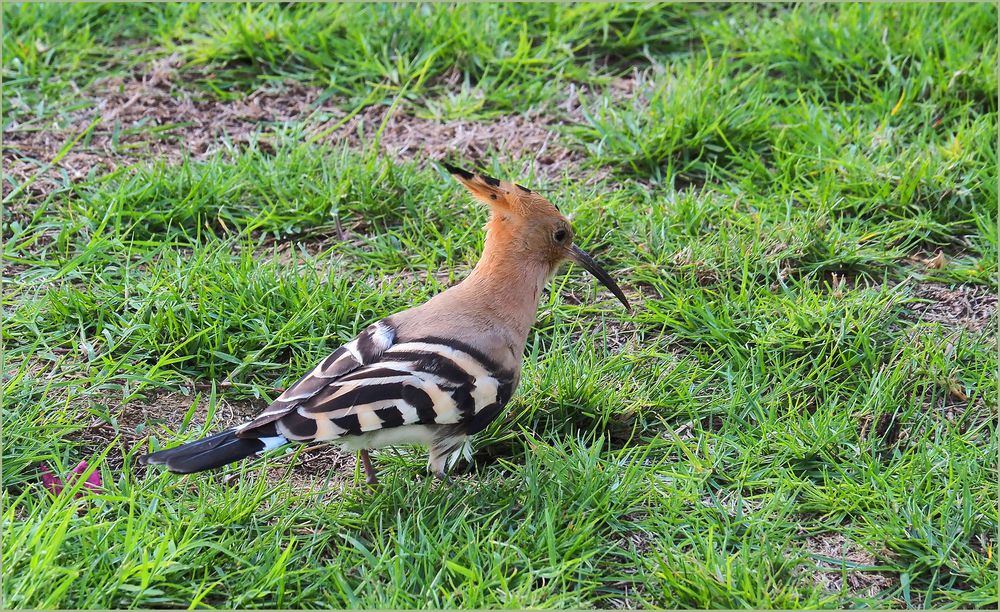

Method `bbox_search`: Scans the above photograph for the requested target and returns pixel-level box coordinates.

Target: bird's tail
[138,429,288,474]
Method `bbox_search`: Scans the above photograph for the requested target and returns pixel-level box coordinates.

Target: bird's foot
[432,470,451,484]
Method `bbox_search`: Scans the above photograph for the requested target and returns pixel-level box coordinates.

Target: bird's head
[443,163,630,311]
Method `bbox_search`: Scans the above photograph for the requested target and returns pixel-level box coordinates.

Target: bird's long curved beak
[568,244,631,311]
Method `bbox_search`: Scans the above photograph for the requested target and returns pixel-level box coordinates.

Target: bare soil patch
[116,388,266,434]
[325,104,592,179]
[905,282,997,332]
[3,56,603,204]
[803,532,897,600]
[3,54,340,201]
[73,388,358,490]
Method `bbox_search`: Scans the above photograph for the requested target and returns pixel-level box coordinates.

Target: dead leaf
[923,251,947,270]
[831,273,845,299]
[947,379,968,402]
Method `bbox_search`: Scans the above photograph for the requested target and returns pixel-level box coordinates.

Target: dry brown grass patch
[803,532,897,600]
[4,56,605,204]
[905,282,997,332]
[3,55,339,200]
[322,103,595,181]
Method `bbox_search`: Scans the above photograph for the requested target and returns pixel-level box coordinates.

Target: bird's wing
[237,330,515,443]
[235,320,397,436]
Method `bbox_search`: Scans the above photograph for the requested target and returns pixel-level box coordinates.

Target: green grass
[3,2,997,609]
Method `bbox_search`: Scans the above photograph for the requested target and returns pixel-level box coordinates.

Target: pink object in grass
[39,464,64,495]
[39,461,102,497]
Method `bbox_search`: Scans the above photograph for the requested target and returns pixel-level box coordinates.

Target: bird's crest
[442,162,559,218]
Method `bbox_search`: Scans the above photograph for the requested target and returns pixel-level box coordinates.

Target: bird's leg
[358,449,379,485]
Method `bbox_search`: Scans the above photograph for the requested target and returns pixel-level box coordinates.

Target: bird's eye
[554,229,567,242]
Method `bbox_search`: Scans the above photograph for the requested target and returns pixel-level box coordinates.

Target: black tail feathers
[139,429,287,474]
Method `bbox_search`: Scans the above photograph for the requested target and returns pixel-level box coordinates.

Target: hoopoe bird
[139,163,630,483]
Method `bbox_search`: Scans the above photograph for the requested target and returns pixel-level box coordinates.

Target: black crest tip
[442,162,474,180]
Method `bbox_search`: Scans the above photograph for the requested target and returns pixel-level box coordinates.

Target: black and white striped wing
[236,330,515,444]
[234,320,397,437]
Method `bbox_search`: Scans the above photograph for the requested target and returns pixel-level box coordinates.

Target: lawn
[2,2,997,609]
